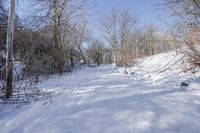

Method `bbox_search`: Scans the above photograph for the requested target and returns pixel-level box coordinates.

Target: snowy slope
[0,52,200,133]
[117,51,200,89]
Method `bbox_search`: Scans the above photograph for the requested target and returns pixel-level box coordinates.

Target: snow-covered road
[1,64,200,133]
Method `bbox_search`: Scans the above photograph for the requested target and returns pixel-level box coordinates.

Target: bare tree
[51,0,67,74]
[5,0,15,98]
[88,39,104,66]
[101,10,118,66]
[101,9,136,66]
[143,24,157,56]
[68,18,88,64]
[129,24,173,59]
[162,0,200,68]
[0,0,7,81]
[29,0,87,73]
[118,10,136,65]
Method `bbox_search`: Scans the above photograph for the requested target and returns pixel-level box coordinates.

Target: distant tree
[101,10,119,66]
[101,10,137,66]
[68,18,88,65]
[88,39,104,66]
[142,24,157,56]
[128,24,173,59]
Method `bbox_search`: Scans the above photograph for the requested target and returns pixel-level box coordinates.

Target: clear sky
[85,0,170,38]
[88,0,168,27]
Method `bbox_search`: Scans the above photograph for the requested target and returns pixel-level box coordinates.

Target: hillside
[117,51,200,91]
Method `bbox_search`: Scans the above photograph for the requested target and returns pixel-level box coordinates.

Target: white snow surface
[1,51,200,133]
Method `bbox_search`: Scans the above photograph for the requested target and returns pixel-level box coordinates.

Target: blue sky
[85,0,170,38]
[87,0,169,28]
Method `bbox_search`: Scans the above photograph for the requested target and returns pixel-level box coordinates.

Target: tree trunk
[77,46,86,64]
[5,0,15,99]
[52,0,64,74]
[70,49,74,68]
[113,41,118,67]
[136,44,138,58]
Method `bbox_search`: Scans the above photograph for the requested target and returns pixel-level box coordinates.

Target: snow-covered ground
[1,51,200,133]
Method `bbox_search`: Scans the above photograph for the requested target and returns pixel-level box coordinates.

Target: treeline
[0,0,94,98]
[1,0,90,78]
[100,10,174,66]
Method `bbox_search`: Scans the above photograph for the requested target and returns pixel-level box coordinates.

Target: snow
[1,52,200,133]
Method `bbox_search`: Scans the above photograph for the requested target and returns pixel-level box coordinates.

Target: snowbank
[117,51,200,85]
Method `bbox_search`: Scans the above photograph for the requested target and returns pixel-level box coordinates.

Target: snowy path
[1,65,200,133]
